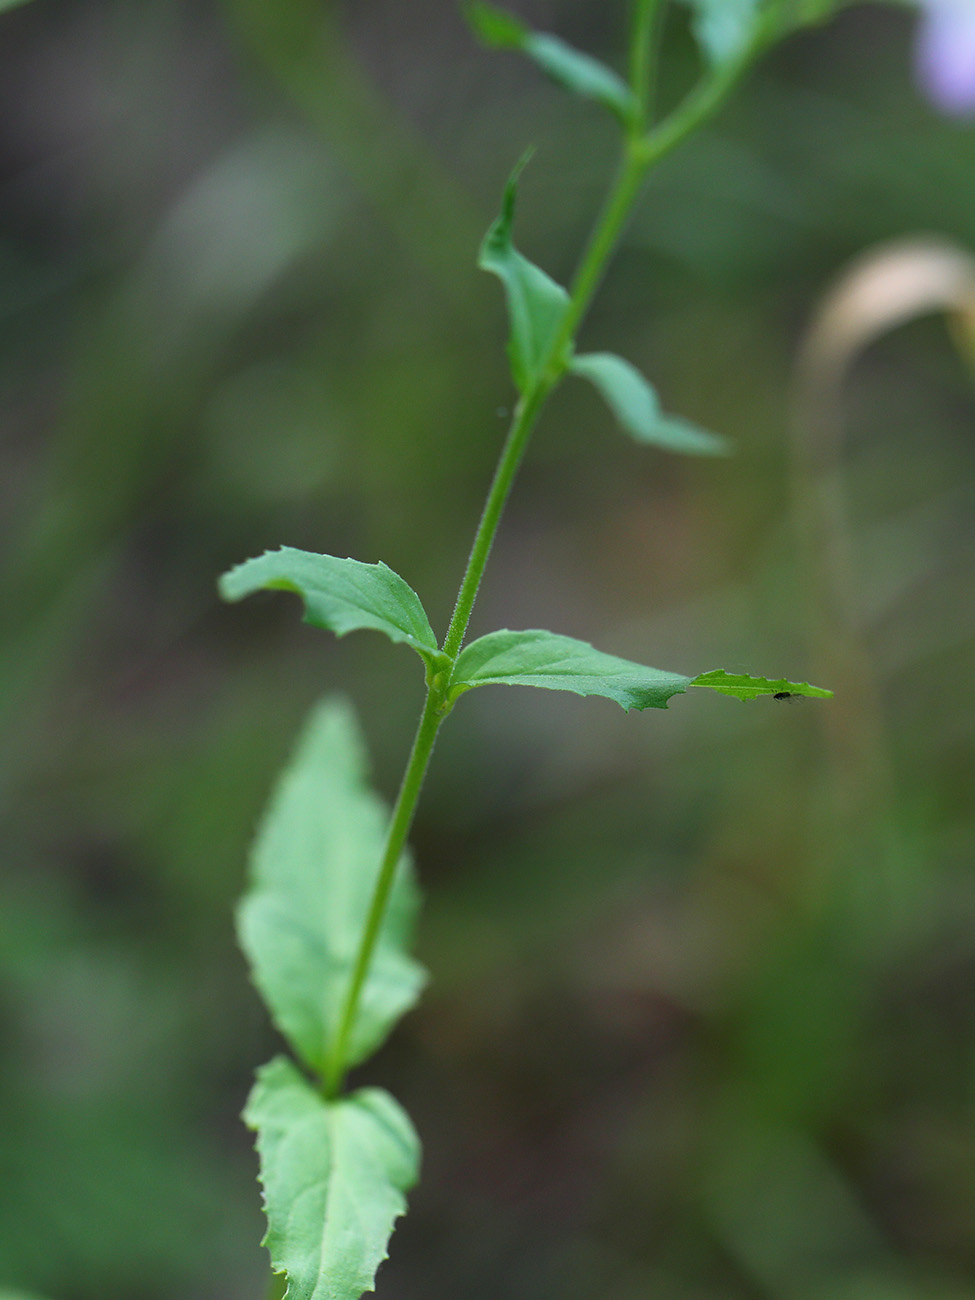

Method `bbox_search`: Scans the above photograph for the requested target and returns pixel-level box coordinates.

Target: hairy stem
[441,380,551,659]
[323,686,445,1096]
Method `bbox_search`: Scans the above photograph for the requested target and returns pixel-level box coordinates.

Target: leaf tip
[464,0,527,49]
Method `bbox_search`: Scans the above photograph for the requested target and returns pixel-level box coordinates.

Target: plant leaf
[449,629,692,711]
[0,0,35,11]
[466,2,639,125]
[570,352,732,457]
[690,669,833,700]
[246,1056,419,1300]
[219,548,441,666]
[680,0,763,65]
[479,155,571,394]
[238,698,426,1076]
[682,0,852,63]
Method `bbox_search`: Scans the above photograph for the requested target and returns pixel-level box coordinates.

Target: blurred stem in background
[698,236,975,1298]
[793,236,975,830]
[0,0,483,807]
[219,0,484,303]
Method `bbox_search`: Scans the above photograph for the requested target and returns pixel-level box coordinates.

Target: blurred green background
[3,2,975,1298]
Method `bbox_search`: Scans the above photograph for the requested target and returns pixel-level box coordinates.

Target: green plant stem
[328,29,767,1098]
[441,381,550,660]
[629,0,665,130]
[323,686,445,1096]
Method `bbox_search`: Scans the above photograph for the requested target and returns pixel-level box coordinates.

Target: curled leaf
[570,352,732,457]
[479,154,571,394]
[219,547,441,666]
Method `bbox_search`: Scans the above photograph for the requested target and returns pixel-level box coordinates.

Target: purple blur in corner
[915,0,975,115]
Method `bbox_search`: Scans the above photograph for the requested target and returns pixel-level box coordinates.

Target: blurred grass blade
[570,352,732,456]
[219,548,441,666]
[246,1056,419,1300]
[690,669,833,700]
[466,2,638,125]
[238,699,426,1076]
[449,628,692,711]
[479,154,571,394]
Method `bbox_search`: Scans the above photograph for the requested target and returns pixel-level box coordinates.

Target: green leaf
[690,669,833,700]
[569,352,732,457]
[246,1056,419,1300]
[680,0,762,65]
[466,2,639,125]
[479,155,571,394]
[0,0,35,11]
[219,548,441,666]
[465,0,527,45]
[449,629,692,711]
[238,698,425,1076]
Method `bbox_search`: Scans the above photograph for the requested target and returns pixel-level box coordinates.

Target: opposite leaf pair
[219,548,832,711]
[469,0,847,90]
[480,156,730,455]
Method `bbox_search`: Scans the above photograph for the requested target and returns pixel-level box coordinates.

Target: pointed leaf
[238,698,426,1076]
[690,669,833,700]
[466,0,526,46]
[246,1056,419,1300]
[479,156,571,394]
[449,629,691,711]
[219,548,441,665]
[466,2,638,125]
[570,352,732,456]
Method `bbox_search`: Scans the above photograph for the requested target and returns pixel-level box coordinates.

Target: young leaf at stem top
[569,352,732,457]
[238,698,426,1078]
[479,155,571,395]
[679,0,764,65]
[466,1,640,127]
[218,548,443,669]
[246,1056,419,1300]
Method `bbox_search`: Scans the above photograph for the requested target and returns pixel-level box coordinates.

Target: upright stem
[441,139,650,661]
[629,0,665,131]
[323,687,445,1096]
[441,381,551,659]
[327,21,767,1098]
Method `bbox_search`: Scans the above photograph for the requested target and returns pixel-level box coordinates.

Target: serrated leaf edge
[245,1060,417,1300]
[218,547,442,664]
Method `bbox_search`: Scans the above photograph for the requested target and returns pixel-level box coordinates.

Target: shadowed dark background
[3,2,975,1298]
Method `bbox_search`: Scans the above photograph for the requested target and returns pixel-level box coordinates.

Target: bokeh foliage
[2,2,975,1299]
